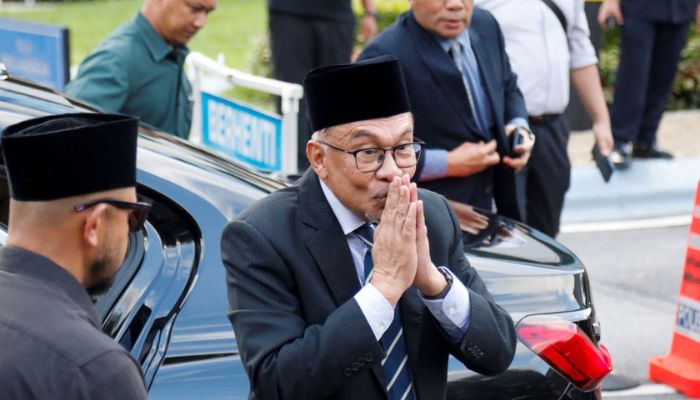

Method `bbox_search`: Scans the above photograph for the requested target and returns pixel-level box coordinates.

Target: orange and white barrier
[649,181,700,398]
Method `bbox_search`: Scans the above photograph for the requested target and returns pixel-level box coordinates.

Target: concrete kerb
[561,157,700,227]
[560,109,700,229]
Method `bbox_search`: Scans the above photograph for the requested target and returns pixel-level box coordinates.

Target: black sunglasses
[74,199,152,233]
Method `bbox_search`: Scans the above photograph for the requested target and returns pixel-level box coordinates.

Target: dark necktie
[355,225,416,400]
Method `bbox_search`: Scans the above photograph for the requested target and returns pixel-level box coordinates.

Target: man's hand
[448,200,490,235]
[502,125,533,171]
[358,14,378,43]
[598,0,623,27]
[404,182,445,297]
[370,175,418,306]
[446,140,500,178]
[592,121,614,156]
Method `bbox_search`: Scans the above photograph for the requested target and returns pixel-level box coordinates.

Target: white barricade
[186,51,303,176]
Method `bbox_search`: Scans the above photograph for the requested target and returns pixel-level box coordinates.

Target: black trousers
[610,17,689,146]
[524,115,570,238]
[268,12,355,172]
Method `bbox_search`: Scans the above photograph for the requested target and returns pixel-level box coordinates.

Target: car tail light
[516,314,612,392]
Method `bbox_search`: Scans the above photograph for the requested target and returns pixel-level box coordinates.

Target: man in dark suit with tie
[222,56,515,400]
[598,0,700,167]
[358,0,533,234]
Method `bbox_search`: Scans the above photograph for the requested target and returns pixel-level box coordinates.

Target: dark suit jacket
[222,171,515,400]
[621,0,698,24]
[0,247,147,400]
[358,10,527,221]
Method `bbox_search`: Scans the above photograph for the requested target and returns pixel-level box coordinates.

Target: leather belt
[528,113,561,124]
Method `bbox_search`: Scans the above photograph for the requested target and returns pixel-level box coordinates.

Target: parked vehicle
[0,69,610,399]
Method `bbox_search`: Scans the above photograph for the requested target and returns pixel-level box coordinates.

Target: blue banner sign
[0,18,69,91]
[677,296,700,342]
[201,92,282,172]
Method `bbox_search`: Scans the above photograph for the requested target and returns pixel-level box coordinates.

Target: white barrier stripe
[603,383,678,397]
[679,296,700,313]
[690,234,700,251]
[560,215,691,234]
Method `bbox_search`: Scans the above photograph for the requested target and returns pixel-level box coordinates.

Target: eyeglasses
[74,199,152,233]
[317,140,424,173]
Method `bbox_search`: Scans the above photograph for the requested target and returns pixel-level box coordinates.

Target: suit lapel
[406,13,480,136]
[299,171,361,307]
[299,171,388,391]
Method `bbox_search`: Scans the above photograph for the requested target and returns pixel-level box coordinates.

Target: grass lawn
[0,0,268,72]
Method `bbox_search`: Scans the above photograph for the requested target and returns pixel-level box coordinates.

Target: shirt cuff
[421,269,471,342]
[355,283,395,340]
[417,149,448,182]
[508,117,530,130]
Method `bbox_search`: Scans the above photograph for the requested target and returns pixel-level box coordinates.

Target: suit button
[365,352,374,362]
[344,368,352,377]
[352,362,361,371]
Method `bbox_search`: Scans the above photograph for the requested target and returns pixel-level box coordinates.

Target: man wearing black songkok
[0,113,150,399]
[222,56,515,400]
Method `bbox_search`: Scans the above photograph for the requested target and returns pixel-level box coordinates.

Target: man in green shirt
[67,0,217,139]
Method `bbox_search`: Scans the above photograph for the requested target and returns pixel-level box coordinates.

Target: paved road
[559,225,691,399]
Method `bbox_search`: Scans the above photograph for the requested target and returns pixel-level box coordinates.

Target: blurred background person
[67,0,217,139]
[476,0,613,238]
[268,0,378,172]
[598,0,700,168]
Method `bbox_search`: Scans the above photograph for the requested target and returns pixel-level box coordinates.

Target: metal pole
[186,62,203,144]
[280,89,301,175]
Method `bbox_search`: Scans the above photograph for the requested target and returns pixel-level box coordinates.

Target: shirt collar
[319,180,367,236]
[0,246,100,327]
[435,28,472,53]
[134,11,189,62]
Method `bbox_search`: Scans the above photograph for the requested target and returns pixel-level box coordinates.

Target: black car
[0,69,610,400]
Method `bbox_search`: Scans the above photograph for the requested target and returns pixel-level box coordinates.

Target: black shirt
[268,0,354,21]
[0,246,148,400]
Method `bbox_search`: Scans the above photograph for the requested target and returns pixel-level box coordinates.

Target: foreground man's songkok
[303,55,412,132]
[1,113,138,201]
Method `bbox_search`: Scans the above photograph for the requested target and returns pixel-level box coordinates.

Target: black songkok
[303,55,412,132]
[1,113,138,201]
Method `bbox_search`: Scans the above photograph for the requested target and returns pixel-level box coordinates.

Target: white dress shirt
[319,181,471,342]
[475,0,598,115]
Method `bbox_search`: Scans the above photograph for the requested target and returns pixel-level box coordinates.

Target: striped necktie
[450,40,490,136]
[355,224,416,400]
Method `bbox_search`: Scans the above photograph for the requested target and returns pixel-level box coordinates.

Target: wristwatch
[363,11,379,19]
[517,126,536,145]
[423,266,454,300]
